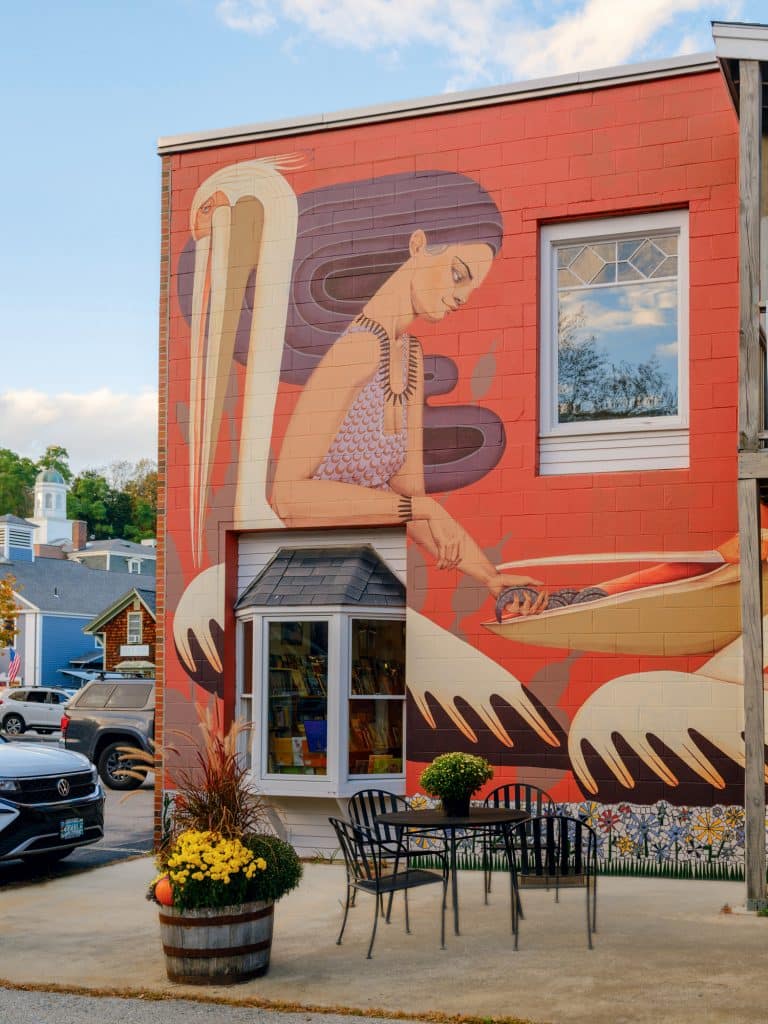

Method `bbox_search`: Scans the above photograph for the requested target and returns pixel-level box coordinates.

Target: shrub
[243,833,303,902]
[419,752,493,801]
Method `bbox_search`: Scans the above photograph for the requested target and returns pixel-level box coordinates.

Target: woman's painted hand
[424,503,465,570]
[488,573,547,615]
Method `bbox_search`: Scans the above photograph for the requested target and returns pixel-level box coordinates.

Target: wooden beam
[739,451,768,479]
[738,59,766,910]
[739,477,766,907]
[738,60,762,451]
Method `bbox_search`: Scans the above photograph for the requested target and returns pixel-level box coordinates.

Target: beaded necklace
[352,315,418,406]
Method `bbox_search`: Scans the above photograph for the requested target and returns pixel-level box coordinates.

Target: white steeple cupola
[31,469,74,545]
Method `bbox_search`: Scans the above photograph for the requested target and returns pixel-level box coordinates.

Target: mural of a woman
[272,180,538,602]
[173,159,559,751]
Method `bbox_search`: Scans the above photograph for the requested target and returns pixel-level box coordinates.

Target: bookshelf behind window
[267,620,329,776]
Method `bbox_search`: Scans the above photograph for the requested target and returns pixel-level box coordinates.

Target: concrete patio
[1,857,764,1024]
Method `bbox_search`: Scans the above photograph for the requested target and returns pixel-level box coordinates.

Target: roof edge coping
[158,52,717,156]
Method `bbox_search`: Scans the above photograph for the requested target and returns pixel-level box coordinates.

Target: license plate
[60,818,84,840]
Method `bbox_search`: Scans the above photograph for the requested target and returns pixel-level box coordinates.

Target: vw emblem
[57,778,70,797]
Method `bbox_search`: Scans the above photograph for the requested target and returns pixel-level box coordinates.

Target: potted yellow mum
[127,707,302,985]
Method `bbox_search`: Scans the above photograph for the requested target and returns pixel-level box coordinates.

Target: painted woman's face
[407,232,495,323]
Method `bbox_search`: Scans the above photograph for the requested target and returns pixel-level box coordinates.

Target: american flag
[7,647,20,683]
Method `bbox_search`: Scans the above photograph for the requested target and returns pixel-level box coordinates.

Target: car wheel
[3,714,25,736]
[98,742,146,791]
[22,848,74,868]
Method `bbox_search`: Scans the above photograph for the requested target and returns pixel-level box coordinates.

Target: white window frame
[127,558,142,574]
[539,209,689,475]
[235,607,406,799]
[126,611,143,645]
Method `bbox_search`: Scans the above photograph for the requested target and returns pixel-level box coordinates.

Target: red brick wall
[160,67,740,812]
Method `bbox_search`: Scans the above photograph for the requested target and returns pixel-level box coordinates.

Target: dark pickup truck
[61,679,154,790]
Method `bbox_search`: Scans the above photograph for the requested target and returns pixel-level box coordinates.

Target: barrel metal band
[162,937,272,958]
[159,904,273,928]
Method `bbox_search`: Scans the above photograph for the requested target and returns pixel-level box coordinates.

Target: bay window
[235,543,406,797]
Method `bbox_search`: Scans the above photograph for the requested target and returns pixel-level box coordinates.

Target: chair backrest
[347,788,410,846]
[516,814,597,879]
[484,783,554,817]
[330,816,383,884]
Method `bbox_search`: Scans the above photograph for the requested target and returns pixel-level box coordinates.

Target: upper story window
[126,611,143,645]
[128,558,142,574]
[540,210,689,475]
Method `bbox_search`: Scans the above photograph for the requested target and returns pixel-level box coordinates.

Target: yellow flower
[691,810,725,846]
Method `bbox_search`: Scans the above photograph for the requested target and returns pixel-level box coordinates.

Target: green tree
[67,471,112,538]
[0,575,19,650]
[104,489,133,539]
[37,445,72,483]
[123,459,158,541]
[0,449,37,517]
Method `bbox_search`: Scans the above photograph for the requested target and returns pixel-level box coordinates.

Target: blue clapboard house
[0,513,156,686]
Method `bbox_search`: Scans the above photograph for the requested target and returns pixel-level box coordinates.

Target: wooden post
[739,478,766,908]
[737,58,766,910]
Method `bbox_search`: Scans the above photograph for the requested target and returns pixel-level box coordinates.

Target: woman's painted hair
[282,170,503,383]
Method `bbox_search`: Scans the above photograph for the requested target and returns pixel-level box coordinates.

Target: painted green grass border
[418,849,747,882]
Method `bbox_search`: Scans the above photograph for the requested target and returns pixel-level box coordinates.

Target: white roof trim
[158,52,718,155]
[713,21,768,61]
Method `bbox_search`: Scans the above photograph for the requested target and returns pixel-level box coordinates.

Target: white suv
[0,688,72,736]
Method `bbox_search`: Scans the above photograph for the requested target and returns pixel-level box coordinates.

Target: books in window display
[269,665,325,698]
[350,717,400,752]
[352,657,404,695]
[367,755,403,774]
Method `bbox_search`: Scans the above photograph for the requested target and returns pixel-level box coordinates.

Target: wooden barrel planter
[159,900,274,985]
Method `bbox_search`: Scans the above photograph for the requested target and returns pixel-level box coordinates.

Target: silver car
[0,687,72,736]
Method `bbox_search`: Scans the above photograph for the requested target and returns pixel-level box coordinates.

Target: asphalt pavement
[0,990,416,1024]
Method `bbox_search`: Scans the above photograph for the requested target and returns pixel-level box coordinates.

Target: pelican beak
[186,156,301,564]
[188,189,265,565]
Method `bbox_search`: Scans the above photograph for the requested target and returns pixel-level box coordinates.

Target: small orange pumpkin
[154,875,174,907]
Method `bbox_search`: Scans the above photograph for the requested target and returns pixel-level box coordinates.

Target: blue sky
[0,0,761,470]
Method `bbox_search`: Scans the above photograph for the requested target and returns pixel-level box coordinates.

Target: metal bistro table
[375,806,528,941]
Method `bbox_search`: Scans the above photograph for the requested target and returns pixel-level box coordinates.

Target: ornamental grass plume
[125,702,303,910]
[119,702,268,842]
[170,703,269,839]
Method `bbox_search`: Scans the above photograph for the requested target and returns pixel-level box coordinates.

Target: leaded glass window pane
[555,230,680,425]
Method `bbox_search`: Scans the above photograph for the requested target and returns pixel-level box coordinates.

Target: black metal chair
[348,789,446,911]
[482,783,554,900]
[329,816,448,958]
[514,814,598,948]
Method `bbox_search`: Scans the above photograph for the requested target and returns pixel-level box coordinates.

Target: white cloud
[0,389,158,474]
[560,280,676,333]
[656,341,679,358]
[217,0,276,33]
[216,0,742,88]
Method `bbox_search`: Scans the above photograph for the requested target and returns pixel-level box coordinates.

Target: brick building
[83,588,156,677]
[156,31,767,869]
